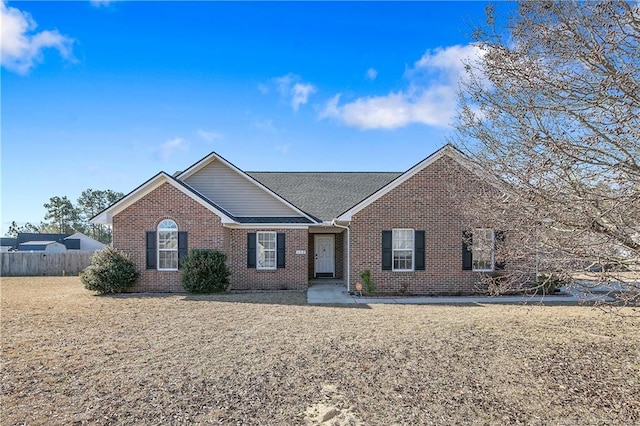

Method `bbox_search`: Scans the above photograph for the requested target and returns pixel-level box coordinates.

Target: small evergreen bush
[181,249,231,293]
[360,269,376,294]
[80,247,139,294]
[535,273,568,295]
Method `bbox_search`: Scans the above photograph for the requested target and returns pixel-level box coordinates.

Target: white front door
[314,235,335,277]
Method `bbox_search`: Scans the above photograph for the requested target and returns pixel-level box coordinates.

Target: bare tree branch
[450,0,640,307]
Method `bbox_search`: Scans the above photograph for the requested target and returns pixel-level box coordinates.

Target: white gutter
[330,219,350,292]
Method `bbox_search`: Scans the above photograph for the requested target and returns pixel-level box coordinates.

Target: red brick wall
[112,182,225,292]
[227,228,308,290]
[350,156,486,295]
[335,231,344,279]
[307,236,315,279]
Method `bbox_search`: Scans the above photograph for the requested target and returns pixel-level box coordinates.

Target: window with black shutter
[146,231,156,270]
[382,230,392,270]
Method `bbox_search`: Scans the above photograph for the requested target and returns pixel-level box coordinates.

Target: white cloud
[1,1,74,74]
[320,44,484,130]
[252,118,275,132]
[412,45,479,75]
[196,129,222,142]
[291,83,316,112]
[156,137,187,160]
[90,0,113,6]
[263,73,317,111]
[365,68,378,80]
[274,74,295,95]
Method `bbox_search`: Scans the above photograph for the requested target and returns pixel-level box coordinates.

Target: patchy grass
[2,277,639,425]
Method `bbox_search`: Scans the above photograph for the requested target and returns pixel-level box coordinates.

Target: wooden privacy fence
[0,252,94,276]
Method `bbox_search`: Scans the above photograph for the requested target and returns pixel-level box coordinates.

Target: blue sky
[1,1,496,234]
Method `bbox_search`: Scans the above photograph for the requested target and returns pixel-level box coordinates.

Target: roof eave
[89,172,238,226]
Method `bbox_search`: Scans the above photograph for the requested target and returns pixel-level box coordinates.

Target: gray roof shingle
[247,172,402,221]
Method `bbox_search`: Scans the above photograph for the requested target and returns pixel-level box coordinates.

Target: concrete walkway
[307,283,612,305]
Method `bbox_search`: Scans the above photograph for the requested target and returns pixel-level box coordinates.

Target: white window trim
[158,219,178,271]
[392,228,414,272]
[472,228,495,272]
[257,231,277,271]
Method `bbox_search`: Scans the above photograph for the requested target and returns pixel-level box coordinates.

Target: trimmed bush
[181,249,230,293]
[360,269,376,294]
[80,247,139,294]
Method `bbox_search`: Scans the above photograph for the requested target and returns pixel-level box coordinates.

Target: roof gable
[91,172,237,225]
[177,152,318,222]
[336,145,470,221]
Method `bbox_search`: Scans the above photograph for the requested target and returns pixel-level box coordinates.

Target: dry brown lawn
[1,277,639,425]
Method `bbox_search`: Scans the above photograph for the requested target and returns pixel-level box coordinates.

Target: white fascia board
[336,145,460,221]
[91,210,112,225]
[224,223,310,230]
[90,172,237,225]
[176,151,319,224]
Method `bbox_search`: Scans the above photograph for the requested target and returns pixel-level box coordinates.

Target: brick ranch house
[92,145,502,294]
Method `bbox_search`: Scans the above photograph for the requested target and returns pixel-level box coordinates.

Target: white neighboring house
[18,241,67,253]
[64,233,106,252]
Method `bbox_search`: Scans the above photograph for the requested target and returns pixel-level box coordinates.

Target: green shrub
[535,273,568,295]
[360,269,376,294]
[181,249,231,293]
[80,247,139,294]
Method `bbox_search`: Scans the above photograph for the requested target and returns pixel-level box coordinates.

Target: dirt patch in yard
[2,277,639,424]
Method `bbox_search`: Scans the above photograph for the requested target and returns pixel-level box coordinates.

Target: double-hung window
[257,231,277,270]
[392,229,414,271]
[157,219,178,271]
[472,228,495,272]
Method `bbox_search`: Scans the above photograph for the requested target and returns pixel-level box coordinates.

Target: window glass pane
[392,229,414,270]
[393,250,413,270]
[263,251,276,268]
[157,220,178,270]
[158,220,177,230]
[257,232,276,269]
[258,251,275,268]
[258,232,275,249]
[472,228,494,270]
[158,231,177,249]
[159,251,178,269]
[473,259,491,270]
[393,230,413,249]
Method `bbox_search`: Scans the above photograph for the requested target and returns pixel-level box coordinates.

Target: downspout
[330,219,350,292]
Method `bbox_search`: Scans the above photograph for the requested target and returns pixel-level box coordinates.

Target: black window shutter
[178,232,188,268]
[146,231,156,270]
[277,233,286,269]
[382,230,392,270]
[414,230,425,271]
[247,233,256,268]
[462,231,473,271]
[494,230,505,270]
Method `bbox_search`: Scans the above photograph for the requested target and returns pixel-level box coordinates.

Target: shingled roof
[247,172,402,221]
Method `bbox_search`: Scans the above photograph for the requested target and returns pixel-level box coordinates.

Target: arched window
[157,219,178,270]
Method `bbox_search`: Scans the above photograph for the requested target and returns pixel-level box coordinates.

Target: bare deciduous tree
[451,1,640,306]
